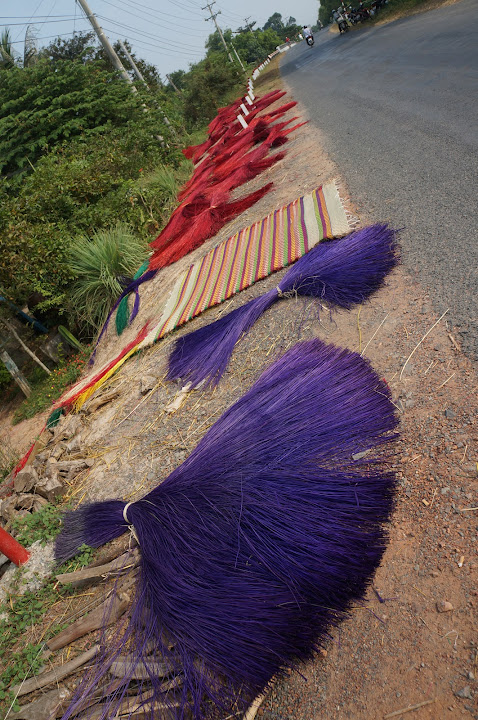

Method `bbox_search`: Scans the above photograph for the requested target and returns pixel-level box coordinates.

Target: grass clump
[69,223,149,335]
[0,440,18,482]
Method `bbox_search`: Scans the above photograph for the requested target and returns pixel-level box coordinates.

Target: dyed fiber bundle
[252,88,287,109]
[115,260,150,336]
[89,270,156,365]
[182,147,286,207]
[148,183,274,271]
[168,224,399,388]
[210,150,286,196]
[56,338,398,720]
[62,323,150,410]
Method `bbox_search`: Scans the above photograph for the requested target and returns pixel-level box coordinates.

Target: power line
[0,15,79,19]
[100,0,205,23]
[0,17,81,26]
[99,21,204,55]
[9,30,88,45]
[168,0,205,14]
[97,0,208,35]
[97,15,206,51]
[13,0,46,41]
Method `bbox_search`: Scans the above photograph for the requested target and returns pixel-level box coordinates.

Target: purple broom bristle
[167,224,399,387]
[56,339,398,720]
[89,269,157,365]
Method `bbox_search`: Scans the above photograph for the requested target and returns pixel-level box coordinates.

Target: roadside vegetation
[0,12,305,419]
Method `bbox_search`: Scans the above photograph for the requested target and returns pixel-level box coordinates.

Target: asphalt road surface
[280,0,478,361]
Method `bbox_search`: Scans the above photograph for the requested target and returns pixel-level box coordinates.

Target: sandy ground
[1,60,476,720]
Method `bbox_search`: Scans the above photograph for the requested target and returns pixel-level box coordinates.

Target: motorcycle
[306,34,315,46]
[337,15,349,32]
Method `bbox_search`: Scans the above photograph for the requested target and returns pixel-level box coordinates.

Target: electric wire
[97,0,208,35]
[13,0,46,41]
[96,14,206,52]
[99,0,205,23]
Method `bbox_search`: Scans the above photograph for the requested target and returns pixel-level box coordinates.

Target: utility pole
[202,1,233,63]
[118,40,148,89]
[244,17,255,33]
[166,74,183,96]
[230,41,245,72]
[76,0,137,91]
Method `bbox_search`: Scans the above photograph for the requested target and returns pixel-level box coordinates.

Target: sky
[2,0,319,78]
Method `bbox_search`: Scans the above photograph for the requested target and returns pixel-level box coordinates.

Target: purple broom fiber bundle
[56,338,398,720]
[89,269,157,365]
[168,223,399,388]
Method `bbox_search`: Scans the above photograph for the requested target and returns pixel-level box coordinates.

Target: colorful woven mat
[151,182,350,342]
[56,182,351,411]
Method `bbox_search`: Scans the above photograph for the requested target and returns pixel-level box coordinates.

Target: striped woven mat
[57,182,351,410]
[149,182,351,344]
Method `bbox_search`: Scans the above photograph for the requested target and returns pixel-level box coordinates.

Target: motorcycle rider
[302,25,313,40]
[332,8,348,31]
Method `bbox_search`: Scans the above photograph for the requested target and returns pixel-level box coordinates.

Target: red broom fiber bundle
[148,183,273,271]
[182,137,214,162]
[243,100,297,126]
[177,158,217,202]
[209,151,286,197]
[184,99,245,163]
[181,91,290,162]
[213,143,272,181]
[253,88,286,109]
[211,118,299,181]
[59,324,150,411]
[177,121,273,205]
[266,100,297,118]
[150,190,220,250]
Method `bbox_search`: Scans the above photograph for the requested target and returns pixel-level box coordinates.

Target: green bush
[0,359,12,389]
[69,224,149,334]
[11,502,63,547]
[0,59,175,181]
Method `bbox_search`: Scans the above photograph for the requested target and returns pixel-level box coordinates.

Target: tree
[232,28,282,64]
[263,12,284,33]
[41,33,163,89]
[319,0,338,26]
[40,31,98,63]
[262,13,300,42]
[166,69,187,93]
[182,51,242,127]
[0,57,173,180]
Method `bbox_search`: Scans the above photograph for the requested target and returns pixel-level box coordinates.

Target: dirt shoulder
[1,59,476,720]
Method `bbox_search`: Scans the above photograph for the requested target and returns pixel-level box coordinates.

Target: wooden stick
[55,549,139,587]
[7,687,68,720]
[243,691,267,720]
[1,319,51,375]
[47,592,130,651]
[12,645,99,697]
[399,310,448,380]
[384,698,435,718]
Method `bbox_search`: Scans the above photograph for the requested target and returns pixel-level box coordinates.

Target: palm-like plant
[69,224,149,336]
[0,29,16,69]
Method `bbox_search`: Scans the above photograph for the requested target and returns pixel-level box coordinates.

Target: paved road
[280,0,478,360]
